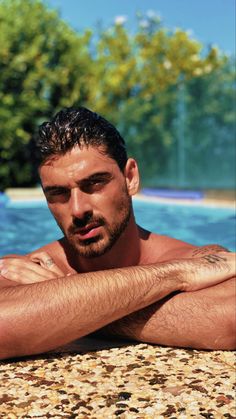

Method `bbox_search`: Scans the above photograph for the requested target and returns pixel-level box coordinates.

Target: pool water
[0,199,235,256]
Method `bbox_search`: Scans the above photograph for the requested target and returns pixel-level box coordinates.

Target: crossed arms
[0,248,235,359]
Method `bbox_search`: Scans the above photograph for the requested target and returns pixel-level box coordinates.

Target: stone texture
[0,337,235,418]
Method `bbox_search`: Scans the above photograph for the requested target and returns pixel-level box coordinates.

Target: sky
[46,0,235,55]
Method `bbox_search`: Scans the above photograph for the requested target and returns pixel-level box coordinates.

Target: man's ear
[124,158,140,196]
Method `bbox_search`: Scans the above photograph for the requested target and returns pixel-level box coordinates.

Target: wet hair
[36,107,128,171]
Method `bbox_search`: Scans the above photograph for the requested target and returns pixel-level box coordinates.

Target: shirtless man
[0,107,235,360]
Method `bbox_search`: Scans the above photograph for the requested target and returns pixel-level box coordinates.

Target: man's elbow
[135,285,236,351]
[211,296,236,350]
[0,320,41,360]
[0,319,18,360]
[0,309,34,360]
[192,294,236,351]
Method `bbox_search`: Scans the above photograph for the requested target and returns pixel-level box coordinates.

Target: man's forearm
[98,247,236,350]
[100,277,236,350]
[0,263,181,359]
[0,252,234,359]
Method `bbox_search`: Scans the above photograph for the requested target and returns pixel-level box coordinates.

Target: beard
[63,189,132,258]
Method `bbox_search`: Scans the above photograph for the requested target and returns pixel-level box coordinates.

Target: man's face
[40,145,133,258]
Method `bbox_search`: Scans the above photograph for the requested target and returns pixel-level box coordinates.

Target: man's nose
[70,188,92,219]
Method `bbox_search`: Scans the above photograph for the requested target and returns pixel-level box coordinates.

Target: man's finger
[0,266,54,283]
[30,251,64,277]
[0,258,58,280]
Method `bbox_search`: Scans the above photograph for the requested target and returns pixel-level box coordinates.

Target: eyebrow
[81,172,113,182]
[43,171,113,193]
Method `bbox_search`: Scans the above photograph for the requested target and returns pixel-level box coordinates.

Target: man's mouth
[73,222,103,240]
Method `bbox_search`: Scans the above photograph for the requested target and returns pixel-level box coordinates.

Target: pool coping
[4,188,236,209]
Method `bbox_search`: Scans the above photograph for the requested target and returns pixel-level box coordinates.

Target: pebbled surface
[0,337,235,418]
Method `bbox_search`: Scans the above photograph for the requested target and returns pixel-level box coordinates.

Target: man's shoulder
[148,232,195,261]
[2,240,64,262]
[145,231,228,262]
[28,240,60,257]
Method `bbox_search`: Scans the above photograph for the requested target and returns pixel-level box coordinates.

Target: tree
[0,0,93,189]
[92,12,229,187]
[183,57,236,189]
[0,4,234,190]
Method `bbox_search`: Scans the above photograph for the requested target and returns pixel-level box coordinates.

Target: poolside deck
[0,337,235,418]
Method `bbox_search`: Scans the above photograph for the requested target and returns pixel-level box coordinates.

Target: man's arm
[98,246,236,350]
[98,277,235,350]
[0,253,234,359]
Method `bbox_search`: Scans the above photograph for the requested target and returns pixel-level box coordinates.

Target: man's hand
[0,250,235,290]
[0,249,235,359]
[97,250,235,350]
[179,251,235,291]
[0,252,64,284]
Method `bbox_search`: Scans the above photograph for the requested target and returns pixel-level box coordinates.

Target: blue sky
[46,0,235,55]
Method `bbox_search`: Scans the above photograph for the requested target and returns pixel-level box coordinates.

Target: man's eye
[83,179,107,192]
[47,189,69,197]
[93,179,105,186]
[89,180,103,188]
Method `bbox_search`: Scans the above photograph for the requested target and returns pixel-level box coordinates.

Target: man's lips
[72,223,102,240]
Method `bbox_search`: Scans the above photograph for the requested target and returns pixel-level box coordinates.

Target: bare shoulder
[140,227,229,262]
[159,239,229,261]
[150,233,194,261]
[29,239,70,271]
[29,240,60,257]
[139,227,195,262]
[182,243,230,258]
[2,240,62,261]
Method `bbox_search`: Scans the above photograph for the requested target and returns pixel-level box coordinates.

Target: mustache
[68,214,105,234]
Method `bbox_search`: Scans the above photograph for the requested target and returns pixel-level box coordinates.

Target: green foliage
[90,14,233,188]
[182,59,236,188]
[0,2,235,190]
[0,0,93,189]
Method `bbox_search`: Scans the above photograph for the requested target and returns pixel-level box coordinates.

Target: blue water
[0,199,235,256]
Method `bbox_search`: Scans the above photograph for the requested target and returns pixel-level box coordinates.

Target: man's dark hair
[36,107,128,171]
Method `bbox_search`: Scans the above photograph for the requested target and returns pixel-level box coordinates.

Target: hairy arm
[98,246,236,350]
[0,262,186,359]
[0,252,234,359]
[99,278,235,349]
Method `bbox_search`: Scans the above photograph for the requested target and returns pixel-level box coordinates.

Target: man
[0,107,235,360]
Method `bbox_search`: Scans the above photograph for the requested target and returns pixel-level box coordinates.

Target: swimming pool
[0,198,235,256]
